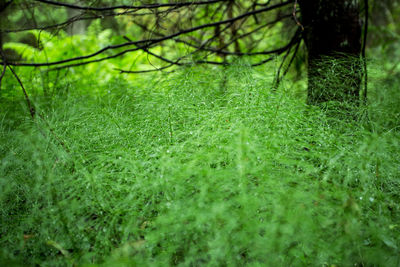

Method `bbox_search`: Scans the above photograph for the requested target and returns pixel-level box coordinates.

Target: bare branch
[194,60,229,65]
[175,13,292,56]
[293,0,304,31]
[116,64,175,74]
[46,47,143,71]
[123,35,183,66]
[52,20,232,71]
[116,22,235,74]
[274,37,301,88]
[251,55,275,67]
[252,28,302,67]
[3,1,293,68]
[8,66,36,118]
[34,0,228,12]
[1,8,178,33]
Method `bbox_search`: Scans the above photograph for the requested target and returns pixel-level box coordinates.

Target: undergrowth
[0,64,399,266]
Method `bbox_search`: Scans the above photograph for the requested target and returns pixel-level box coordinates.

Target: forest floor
[1,65,400,266]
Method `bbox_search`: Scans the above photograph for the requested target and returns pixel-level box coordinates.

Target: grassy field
[1,64,400,266]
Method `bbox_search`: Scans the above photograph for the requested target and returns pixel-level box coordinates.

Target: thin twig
[123,36,183,66]
[253,28,301,67]
[273,44,293,90]
[251,55,275,67]
[1,52,70,152]
[275,38,301,88]
[34,0,226,11]
[3,1,293,68]
[117,23,233,73]
[174,13,292,56]
[49,17,297,71]
[293,0,304,31]
[1,9,169,33]
[7,66,36,118]
[116,64,175,74]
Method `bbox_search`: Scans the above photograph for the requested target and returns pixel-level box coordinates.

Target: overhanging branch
[3,1,293,68]
[34,0,228,11]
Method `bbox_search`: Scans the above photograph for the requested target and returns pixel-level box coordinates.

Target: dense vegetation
[1,61,400,266]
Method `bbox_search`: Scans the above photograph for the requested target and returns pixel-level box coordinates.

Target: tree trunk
[298,0,363,104]
[0,0,12,50]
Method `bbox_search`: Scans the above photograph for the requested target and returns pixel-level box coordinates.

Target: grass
[0,63,400,266]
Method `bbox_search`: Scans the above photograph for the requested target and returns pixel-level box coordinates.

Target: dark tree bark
[0,0,12,49]
[298,0,363,104]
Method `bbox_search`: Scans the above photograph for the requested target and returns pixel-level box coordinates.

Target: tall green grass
[0,63,399,266]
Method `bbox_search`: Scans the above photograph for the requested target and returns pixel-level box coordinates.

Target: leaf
[380,235,398,250]
[46,240,70,258]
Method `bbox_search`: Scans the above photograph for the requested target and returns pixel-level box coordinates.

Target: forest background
[1,0,400,266]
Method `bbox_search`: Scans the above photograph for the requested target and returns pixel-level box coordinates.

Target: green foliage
[1,63,399,266]
[369,0,400,77]
[306,55,364,105]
